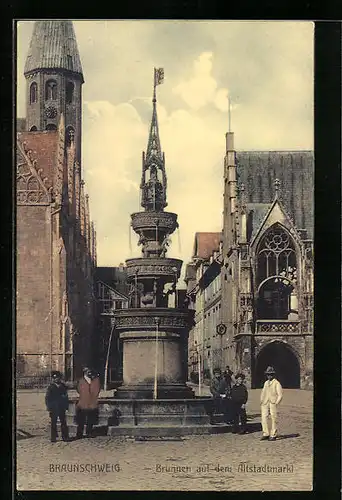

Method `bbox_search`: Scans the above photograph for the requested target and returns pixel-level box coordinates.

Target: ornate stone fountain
[114,69,194,400]
[68,70,214,435]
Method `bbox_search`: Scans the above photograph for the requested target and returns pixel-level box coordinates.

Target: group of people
[210,365,283,440]
[45,364,283,442]
[209,366,248,434]
[45,367,101,443]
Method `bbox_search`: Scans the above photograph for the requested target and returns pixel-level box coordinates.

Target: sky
[16,20,314,284]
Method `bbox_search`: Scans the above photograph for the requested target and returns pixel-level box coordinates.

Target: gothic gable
[251,198,303,252]
[17,138,52,205]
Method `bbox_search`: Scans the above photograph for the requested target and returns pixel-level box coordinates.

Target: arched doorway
[254,341,300,388]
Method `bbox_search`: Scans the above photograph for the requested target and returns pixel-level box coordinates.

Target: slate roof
[192,232,221,260]
[246,203,271,242]
[236,151,314,239]
[24,21,84,81]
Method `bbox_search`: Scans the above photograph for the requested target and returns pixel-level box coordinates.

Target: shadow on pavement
[276,433,300,440]
[247,413,260,420]
[17,429,35,440]
[245,422,262,434]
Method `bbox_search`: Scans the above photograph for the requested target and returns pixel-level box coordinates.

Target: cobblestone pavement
[16,387,313,491]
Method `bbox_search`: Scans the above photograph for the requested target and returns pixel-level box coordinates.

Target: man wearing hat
[75,367,101,439]
[45,371,69,442]
[260,366,283,441]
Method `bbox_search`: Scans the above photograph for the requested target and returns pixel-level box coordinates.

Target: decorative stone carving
[54,114,65,205]
[17,140,52,205]
[131,211,178,232]
[114,310,194,330]
[125,258,182,280]
[256,321,300,333]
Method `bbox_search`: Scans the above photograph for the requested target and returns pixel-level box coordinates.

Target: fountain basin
[66,396,218,436]
[131,211,178,234]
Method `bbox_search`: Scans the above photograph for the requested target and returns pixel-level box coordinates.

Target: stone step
[107,425,229,437]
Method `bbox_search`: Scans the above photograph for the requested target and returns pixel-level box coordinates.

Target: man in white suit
[260,366,283,441]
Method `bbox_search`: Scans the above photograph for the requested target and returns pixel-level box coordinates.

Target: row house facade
[186,130,314,389]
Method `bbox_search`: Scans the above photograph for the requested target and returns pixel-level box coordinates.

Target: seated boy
[231,372,248,434]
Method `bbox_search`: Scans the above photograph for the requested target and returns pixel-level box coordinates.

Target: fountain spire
[112,69,196,402]
[141,68,167,211]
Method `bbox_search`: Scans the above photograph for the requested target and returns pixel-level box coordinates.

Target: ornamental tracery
[257,224,297,286]
[17,141,51,205]
[256,224,298,321]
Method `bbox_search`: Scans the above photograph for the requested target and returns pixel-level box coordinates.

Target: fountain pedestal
[114,308,195,399]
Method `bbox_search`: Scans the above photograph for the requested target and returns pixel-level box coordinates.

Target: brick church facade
[16,21,96,385]
[186,130,314,389]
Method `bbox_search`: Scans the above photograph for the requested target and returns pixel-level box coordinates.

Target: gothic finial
[240,183,247,207]
[141,68,167,212]
[274,178,281,198]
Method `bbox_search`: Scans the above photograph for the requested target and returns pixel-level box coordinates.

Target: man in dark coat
[75,367,101,439]
[45,371,69,442]
[209,367,231,423]
[231,372,248,434]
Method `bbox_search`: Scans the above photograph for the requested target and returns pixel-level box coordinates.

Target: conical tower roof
[24,20,84,82]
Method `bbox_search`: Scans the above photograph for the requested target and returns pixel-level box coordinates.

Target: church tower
[221,103,238,368]
[24,21,84,163]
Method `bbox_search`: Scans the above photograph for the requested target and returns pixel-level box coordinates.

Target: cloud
[16,21,314,278]
[173,52,229,113]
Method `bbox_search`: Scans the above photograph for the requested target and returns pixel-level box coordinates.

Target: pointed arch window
[257,224,296,285]
[30,82,38,104]
[256,224,298,320]
[66,82,74,104]
[45,80,57,100]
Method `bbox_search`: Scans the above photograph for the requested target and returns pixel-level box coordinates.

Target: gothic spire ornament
[274,178,281,199]
[141,68,167,211]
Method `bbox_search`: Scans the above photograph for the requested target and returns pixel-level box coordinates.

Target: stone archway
[254,341,301,388]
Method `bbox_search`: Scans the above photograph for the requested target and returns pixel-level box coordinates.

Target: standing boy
[45,371,69,443]
[260,366,283,441]
[75,367,101,439]
[231,373,248,434]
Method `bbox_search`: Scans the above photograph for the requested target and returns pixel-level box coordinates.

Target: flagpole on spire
[228,95,231,133]
[153,67,164,103]
[153,68,157,103]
